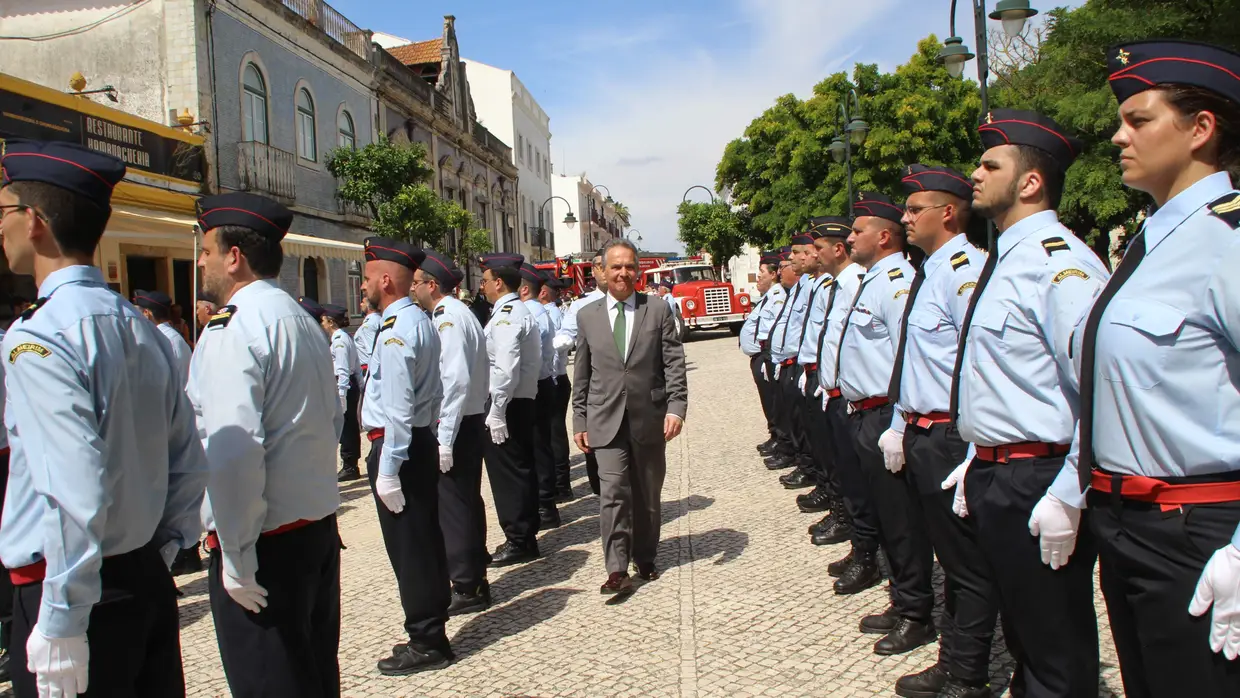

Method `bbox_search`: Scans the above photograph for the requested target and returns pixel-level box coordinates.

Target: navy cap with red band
[421,249,462,288]
[198,192,293,241]
[853,191,904,224]
[0,139,126,212]
[809,215,853,239]
[759,250,782,266]
[321,303,350,326]
[790,231,817,245]
[133,289,173,312]
[1108,40,1240,107]
[297,296,325,320]
[479,252,524,269]
[364,237,425,271]
[901,164,973,200]
[978,108,1083,172]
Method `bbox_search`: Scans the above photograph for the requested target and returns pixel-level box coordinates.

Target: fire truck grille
[703,287,731,316]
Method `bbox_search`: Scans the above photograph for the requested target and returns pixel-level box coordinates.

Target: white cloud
[549,0,904,254]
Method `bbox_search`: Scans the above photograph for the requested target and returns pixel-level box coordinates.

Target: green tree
[611,200,631,226]
[326,138,491,266]
[676,201,759,266]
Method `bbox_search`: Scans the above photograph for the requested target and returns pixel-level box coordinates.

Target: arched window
[303,258,320,301]
[242,63,268,144]
[337,109,356,149]
[296,88,317,161]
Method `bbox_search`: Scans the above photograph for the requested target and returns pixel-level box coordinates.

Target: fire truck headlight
[685,299,697,311]
[739,295,750,307]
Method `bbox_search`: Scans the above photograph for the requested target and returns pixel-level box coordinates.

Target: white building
[463,59,552,262]
[727,244,764,301]
[551,173,626,258]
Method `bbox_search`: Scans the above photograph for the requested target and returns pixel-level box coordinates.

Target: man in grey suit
[573,239,689,595]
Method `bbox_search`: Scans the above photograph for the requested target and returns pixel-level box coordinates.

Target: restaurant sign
[0,86,204,183]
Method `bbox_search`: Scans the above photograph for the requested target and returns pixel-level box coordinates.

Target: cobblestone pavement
[3,332,1125,697]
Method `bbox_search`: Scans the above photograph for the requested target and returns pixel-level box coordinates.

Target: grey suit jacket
[572,293,688,447]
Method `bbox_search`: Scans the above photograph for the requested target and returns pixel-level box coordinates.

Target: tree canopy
[676,201,760,266]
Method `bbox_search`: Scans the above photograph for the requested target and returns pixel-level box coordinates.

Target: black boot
[756,437,777,454]
[779,469,815,489]
[808,513,833,535]
[377,643,454,676]
[170,544,203,576]
[797,486,832,512]
[859,604,900,634]
[764,454,795,470]
[539,506,562,529]
[489,541,540,567]
[874,617,937,655]
[447,580,491,616]
[827,548,854,577]
[811,515,853,546]
[833,549,882,594]
[895,664,949,698]
[337,464,361,482]
[940,677,992,698]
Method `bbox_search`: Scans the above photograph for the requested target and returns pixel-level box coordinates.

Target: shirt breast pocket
[1100,299,1185,389]
[969,308,1013,362]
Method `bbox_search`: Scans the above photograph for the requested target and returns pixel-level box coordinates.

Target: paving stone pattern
[2,333,1127,697]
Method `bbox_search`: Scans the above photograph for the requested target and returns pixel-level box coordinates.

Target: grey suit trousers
[596,414,667,575]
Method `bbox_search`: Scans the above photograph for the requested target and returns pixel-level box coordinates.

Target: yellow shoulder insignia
[437,321,454,331]
[821,277,835,288]
[500,304,514,314]
[893,289,909,300]
[8,342,50,363]
[384,337,405,346]
[957,281,977,296]
[206,304,236,328]
[1052,268,1090,284]
[381,316,397,331]
[950,252,970,270]
[887,269,904,280]
[495,320,512,326]
[1207,192,1240,228]
[1041,236,1069,256]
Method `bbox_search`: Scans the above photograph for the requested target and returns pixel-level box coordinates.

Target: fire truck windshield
[654,267,717,284]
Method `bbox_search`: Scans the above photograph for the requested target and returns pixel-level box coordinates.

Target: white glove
[1189,543,1240,660]
[773,363,782,381]
[797,371,807,395]
[878,429,905,474]
[813,385,824,398]
[1028,493,1081,570]
[26,627,88,698]
[376,472,406,514]
[760,363,768,382]
[338,394,347,415]
[159,540,181,568]
[941,457,972,518]
[223,571,268,614]
[438,445,454,474]
[486,409,509,445]
[821,391,828,411]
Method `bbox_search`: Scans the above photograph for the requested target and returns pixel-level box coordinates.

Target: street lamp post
[681,185,717,204]
[537,195,577,262]
[826,89,869,218]
[625,228,644,249]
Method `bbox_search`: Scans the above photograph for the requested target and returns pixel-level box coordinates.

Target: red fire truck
[643,258,751,338]
[536,256,661,296]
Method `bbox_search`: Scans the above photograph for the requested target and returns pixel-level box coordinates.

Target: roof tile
[387,39,443,66]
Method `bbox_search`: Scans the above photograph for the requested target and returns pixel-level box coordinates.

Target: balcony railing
[280,0,371,61]
[237,141,296,202]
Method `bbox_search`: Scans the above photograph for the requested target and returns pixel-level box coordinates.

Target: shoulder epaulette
[950,252,970,270]
[207,305,237,328]
[500,304,514,314]
[19,296,49,321]
[887,269,904,281]
[1207,192,1240,228]
[1041,236,1069,256]
[821,276,835,288]
[381,316,396,331]
[433,306,445,317]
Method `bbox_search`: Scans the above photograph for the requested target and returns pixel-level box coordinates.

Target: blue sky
[331,0,1083,254]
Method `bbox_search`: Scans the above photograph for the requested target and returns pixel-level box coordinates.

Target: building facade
[551,173,627,259]
[462,59,553,263]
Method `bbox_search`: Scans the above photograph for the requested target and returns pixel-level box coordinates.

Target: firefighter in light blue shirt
[748,257,786,455]
[354,297,381,376]
[519,263,562,528]
[761,250,802,470]
[134,289,192,386]
[0,141,206,697]
[541,277,574,500]
[414,250,493,617]
[479,254,543,565]
[322,303,363,482]
[779,226,829,491]
[356,238,453,674]
[552,249,607,495]
[945,110,1109,697]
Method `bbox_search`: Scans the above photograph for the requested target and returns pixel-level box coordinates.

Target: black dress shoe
[600,571,634,595]
[895,664,948,698]
[170,545,203,576]
[779,469,815,489]
[539,507,562,528]
[874,618,937,656]
[764,455,795,470]
[447,581,491,616]
[797,487,832,512]
[811,518,853,546]
[940,677,992,698]
[860,605,900,634]
[635,561,660,581]
[377,643,453,675]
[827,549,854,577]
[488,542,540,568]
[834,552,882,594]
[337,466,361,482]
[555,488,574,503]
[756,438,777,452]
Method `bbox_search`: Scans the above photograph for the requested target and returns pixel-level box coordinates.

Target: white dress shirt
[605,291,637,362]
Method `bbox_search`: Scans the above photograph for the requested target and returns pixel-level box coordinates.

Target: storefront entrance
[125,255,160,298]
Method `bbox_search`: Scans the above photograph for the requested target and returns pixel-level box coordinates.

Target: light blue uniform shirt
[818,264,866,391]
[354,311,381,370]
[770,275,812,363]
[739,291,772,356]
[359,297,443,476]
[330,327,361,399]
[1,266,207,638]
[1048,173,1240,550]
[525,298,556,380]
[0,328,6,452]
[486,293,541,409]
[756,285,787,344]
[156,322,192,388]
[188,279,342,583]
[545,302,567,376]
[957,210,1109,447]
[839,254,915,402]
[432,296,489,448]
[892,235,986,430]
[797,273,836,365]
[553,288,604,353]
